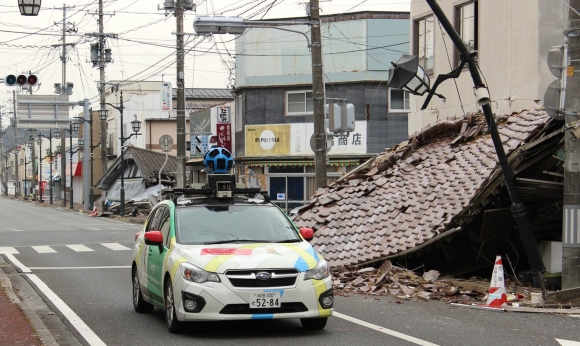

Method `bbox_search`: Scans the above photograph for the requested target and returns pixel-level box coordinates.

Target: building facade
[233,11,411,212]
[408,0,566,133]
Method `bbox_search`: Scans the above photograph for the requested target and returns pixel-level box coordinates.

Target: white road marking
[32,246,57,254]
[66,244,94,252]
[5,254,31,273]
[557,339,580,345]
[0,247,19,254]
[101,243,131,251]
[26,274,106,346]
[334,311,440,346]
[28,266,131,270]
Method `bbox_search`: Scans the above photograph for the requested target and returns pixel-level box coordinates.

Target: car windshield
[175,204,301,244]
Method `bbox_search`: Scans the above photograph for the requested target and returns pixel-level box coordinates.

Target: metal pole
[176,0,186,188]
[13,90,19,197]
[60,4,67,207]
[69,122,73,209]
[49,130,53,204]
[30,130,36,200]
[563,1,580,289]
[24,151,27,196]
[0,106,4,197]
[38,138,42,202]
[82,99,90,210]
[310,0,327,189]
[425,0,546,295]
[99,0,108,211]
[120,92,125,216]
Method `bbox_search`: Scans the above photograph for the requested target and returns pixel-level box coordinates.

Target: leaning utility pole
[310,0,327,189]
[98,0,108,209]
[176,0,186,188]
[563,0,580,289]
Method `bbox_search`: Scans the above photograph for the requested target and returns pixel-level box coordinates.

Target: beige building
[408,0,565,134]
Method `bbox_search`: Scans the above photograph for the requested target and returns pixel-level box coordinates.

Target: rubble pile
[332,260,533,305]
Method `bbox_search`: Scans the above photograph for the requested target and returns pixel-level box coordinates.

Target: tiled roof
[293,109,553,268]
[125,146,178,183]
[171,88,234,99]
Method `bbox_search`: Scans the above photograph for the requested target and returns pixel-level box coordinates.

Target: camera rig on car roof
[164,173,270,204]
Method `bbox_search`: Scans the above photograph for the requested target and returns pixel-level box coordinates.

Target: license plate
[249,292,281,309]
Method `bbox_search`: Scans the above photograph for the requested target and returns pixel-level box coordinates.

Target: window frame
[285,90,314,116]
[388,88,411,113]
[454,0,478,66]
[413,14,434,75]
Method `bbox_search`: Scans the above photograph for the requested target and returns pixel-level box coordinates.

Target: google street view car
[131,147,333,333]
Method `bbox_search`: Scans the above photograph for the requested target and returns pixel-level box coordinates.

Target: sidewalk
[0,195,147,345]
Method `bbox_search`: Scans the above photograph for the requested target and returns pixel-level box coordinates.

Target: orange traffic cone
[91,204,99,217]
[486,255,507,307]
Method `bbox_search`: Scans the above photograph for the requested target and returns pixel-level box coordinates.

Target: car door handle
[148,248,152,255]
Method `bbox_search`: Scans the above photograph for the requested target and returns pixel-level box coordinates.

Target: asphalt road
[1,198,580,346]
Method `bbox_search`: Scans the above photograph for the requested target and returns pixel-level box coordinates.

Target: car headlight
[180,263,220,283]
[304,258,329,280]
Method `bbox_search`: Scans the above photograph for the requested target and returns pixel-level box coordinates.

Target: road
[1,197,580,346]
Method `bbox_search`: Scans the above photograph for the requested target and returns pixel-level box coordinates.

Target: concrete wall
[409,0,565,134]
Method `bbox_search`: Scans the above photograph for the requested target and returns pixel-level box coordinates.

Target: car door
[146,205,169,305]
[138,207,159,300]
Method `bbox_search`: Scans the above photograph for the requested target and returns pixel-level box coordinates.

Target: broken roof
[95,146,178,190]
[293,109,556,268]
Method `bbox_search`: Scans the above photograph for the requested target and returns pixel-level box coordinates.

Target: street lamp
[103,92,141,216]
[18,0,41,16]
[36,130,56,204]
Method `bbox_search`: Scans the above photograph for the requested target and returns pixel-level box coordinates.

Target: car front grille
[219,302,308,314]
[225,269,299,288]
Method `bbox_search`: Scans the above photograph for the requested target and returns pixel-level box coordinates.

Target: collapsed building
[293,109,564,276]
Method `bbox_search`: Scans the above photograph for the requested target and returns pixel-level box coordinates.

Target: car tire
[132,267,154,313]
[300,317,328,330]
[165,280,183,333]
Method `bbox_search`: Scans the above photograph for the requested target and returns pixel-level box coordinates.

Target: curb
[0,258,59,346]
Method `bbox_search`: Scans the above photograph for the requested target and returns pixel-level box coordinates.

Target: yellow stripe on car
[312,279,332,317]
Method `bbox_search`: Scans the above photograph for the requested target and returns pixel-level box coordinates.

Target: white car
[131,195,333,333]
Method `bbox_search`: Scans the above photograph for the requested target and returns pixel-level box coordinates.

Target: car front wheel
[132,267,153,313]
[300,317,328,330]
[165,280,183,333]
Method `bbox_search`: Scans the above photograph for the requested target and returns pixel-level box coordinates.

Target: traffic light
[4,74,39,87]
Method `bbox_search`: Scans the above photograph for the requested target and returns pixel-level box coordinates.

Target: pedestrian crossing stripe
[0,243,132,254]
[0,247,19,254]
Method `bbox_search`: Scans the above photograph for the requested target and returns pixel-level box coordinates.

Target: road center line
[334,311,440,346]
[26,273,106,346]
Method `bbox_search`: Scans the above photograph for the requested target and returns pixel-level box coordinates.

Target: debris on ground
[332,260,548,307]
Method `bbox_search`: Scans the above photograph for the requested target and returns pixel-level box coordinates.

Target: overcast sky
[0,0,410,120]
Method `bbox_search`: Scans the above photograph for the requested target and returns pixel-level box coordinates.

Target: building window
[455,1,477,64]
[286,91,313,115]
[389,89,410,112]
[414,15,434,73]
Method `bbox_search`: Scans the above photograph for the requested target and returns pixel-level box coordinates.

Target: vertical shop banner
[216,106,230,123]
[217,123,232,152]
[161,82,172,112]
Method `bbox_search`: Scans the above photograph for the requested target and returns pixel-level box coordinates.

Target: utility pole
[60,4,67,207]
[0,106,4,196]
[13,90,19,197]
[310,0,327,189]
[563,0,580,289]
[176,0,186,188]
[99,0,108,210]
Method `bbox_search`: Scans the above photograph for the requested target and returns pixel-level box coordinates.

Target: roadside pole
[13,91,19,197]
[563,0,580,289]
[176,0,186,188]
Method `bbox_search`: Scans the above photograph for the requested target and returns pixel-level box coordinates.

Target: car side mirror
[299,228,314,241]
[144,231,163,245]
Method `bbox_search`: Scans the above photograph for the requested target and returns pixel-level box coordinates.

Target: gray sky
[0,0,410,119]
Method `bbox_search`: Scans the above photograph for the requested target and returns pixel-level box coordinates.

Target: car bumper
[172,273,333,322]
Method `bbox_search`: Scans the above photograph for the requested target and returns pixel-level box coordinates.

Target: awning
[245,159,360,167]
[65,162,82,177]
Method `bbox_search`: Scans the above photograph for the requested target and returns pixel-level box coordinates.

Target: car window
[158,209,171,246]
[175,204,300,244]
[145,208,159,232]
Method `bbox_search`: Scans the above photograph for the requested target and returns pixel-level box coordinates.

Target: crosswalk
[0,243,132,255]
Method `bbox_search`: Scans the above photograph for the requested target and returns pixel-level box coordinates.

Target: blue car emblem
[256,272,271,280]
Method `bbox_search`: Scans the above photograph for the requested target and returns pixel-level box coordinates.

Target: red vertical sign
[217,124,232,152]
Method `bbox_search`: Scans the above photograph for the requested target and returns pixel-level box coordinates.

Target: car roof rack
[163,174,270,204]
